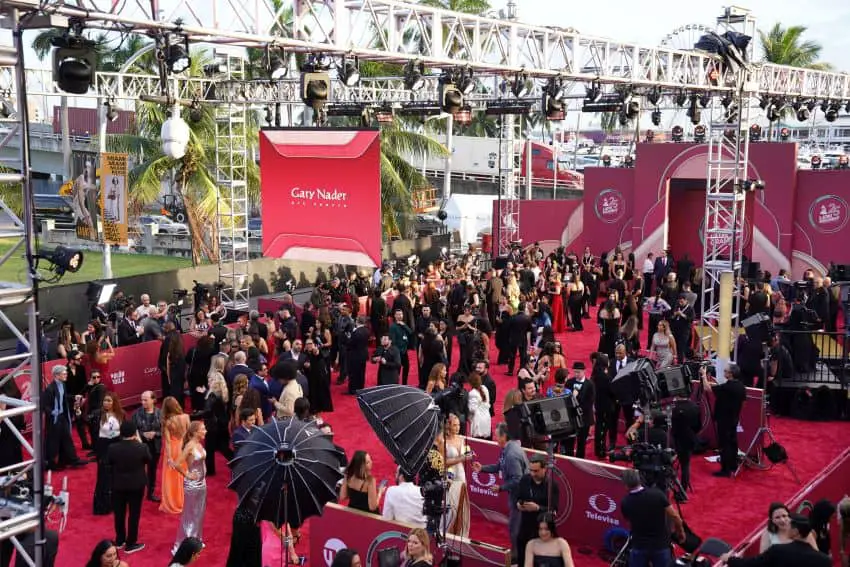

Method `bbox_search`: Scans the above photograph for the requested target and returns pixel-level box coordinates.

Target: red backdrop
[506,142,850,275]
[259,128,383,268]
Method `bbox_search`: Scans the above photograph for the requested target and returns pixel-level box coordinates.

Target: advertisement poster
[67,151,100,241]
[259,128,383,268]
[99,152,129,245]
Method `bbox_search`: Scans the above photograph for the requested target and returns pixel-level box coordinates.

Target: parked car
[139,214,189,235]
[248,217,262,239]
[34,194,76,231]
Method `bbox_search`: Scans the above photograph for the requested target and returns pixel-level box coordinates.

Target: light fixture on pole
[52,30,97,94]
[161,105,191,160]
[266,45,288,79]
[165,35,191,74]
[438,71,463,114]
[37,245,84,277]
[301,54,332,110]
[403,60,426,91]
[339,55,360,87]
[793,100,810,122]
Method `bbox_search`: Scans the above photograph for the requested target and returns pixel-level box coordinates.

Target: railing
[412,186,438,211]
[776,328,848,388]
[422,168,584,191]
[0,127,94,148]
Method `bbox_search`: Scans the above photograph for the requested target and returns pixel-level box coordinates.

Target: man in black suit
[563,361,595,459]
[372,334,401,385]
[593,353,618,457]
[346,316,371,393]
[42,365,88,471]
[474,360,497,418]
[701,363,747,478]
[279,338,308,372]
[721,513,830,567]
[107,421,151,554]
[670,395,701,491]
[610,344,637,431]
[393,284,415,331]
[116,307,142,346]
[669,295,695,363]
[506,302,533,376]
[653,249,672,290]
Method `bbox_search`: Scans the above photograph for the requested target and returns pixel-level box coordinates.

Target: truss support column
[699,69,753,363]
[496,115,522,256]
[215,53,251,311]
[0,8,45,567]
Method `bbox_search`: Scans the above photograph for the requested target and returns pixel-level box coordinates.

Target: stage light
[780,127,790,141]
[545,76,567,101]
[623,155,634,168]
[621,96,640,120]
[845,101,850,114]
[741,179,765,192]
[403,60,426,91]
[439,74,463,114]
[511,72,530,97]
[39,245,84,275]
[340,56,360,87]
[694,124,706,142]
[266,45,288,79]
[543,93,565,121]
[0,97,14,119]
[811,155,822,170]
[675,91,687,107]
[838,155,849,170]
[699,92,711,108]
[825,103,839,122]
[86,281,117,305]
[104,99,118,122]
[166,36,191,74]
[749,123,762,142]
[453,106,473,125]
[301,57,331,109]
[264,105,273,126]
[161,107,191,160]
[651,109,661,126]
[602,154,611,167]
[374,106,395,124]
[671,125,684,142]
[586,82,602,103]
[187,100,202,123]
[721,93,733,109]
[458,67,476,95]
[647,88,661,106]
[645,129,656,143]
[759,95,770,110]
[52,33,97,95]
[794,101,810,122]
[687,94,701,125]
[766,99,784,122]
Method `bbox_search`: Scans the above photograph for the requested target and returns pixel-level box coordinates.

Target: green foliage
[759,23,832,70]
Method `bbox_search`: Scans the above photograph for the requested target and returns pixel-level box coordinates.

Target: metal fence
[776,328,849,389]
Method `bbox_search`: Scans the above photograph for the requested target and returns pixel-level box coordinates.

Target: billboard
[259,128,382,268]
[100,152,129,245]
[67,151,100,241]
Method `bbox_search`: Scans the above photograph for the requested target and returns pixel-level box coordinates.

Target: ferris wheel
[660,23,713,51]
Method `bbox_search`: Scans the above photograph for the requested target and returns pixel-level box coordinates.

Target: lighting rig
[51,23,97,94]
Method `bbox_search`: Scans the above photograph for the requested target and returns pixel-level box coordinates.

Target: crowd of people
[2,242,847,567]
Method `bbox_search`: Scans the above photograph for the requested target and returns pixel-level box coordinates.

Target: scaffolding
[214,53,251,310]
[0,7,46,566]
[495,115,523,256]
[698,8,758,358]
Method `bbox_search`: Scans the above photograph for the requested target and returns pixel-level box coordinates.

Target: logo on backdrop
[290,187,350,209]
[594,189,625,224]
[698,217,752,249]
[809,195,849,234]
[586,493,620,526]
[470,471,498,496]
[365,530,409,567]
[323,538,347,567]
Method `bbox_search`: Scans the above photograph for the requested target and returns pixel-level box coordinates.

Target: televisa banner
[259,128,383,268]
[310,503,510,567]
[464,437,628,550]
[99,152,130,245]
[689,383,765,449]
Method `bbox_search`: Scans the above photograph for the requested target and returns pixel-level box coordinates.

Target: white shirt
[135,303,159,319]
[382,482,427,528]
[642,258,654,274]
[614,357,629,373]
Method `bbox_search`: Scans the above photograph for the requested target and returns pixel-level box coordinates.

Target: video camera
[519,395,584,440]
[430,378,467,417]
[611,358,693,409]
[609,442,687,503]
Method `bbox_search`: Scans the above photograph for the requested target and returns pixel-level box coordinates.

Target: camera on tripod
[609,442,687,503]
[519,395,584,439]
[611,358,693,411]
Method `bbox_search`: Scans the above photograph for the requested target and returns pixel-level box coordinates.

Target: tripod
[733,346,800,483]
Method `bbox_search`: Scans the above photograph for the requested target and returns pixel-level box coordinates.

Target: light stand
[733,346,799,482]
[280,482,293,567]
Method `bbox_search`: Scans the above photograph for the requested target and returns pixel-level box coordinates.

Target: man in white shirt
[381,466,427,528]
[134,294,160,321]
[642,253,655,296]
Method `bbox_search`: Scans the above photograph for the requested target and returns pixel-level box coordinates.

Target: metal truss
[495,115,522,256]
[214,54,251,311]
[0,7,45,566]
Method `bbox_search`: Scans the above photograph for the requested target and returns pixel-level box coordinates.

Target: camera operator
[432,373,468,434]
[620,469,684,567]
[701,364,746,478]
[670,396,700,491]
[563,362,594,459]
[515,455,560,567]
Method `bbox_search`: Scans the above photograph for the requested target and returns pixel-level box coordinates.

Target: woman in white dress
[466,372,491,440]
[650,320,676,369]
[440,414,471,537]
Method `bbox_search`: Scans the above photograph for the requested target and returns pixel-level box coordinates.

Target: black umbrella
[357,384,440,476]
[228,418,344,528]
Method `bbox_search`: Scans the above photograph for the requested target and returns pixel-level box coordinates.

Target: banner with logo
[690,383,765,448]
[63,150,101,241]
[311,503,510,567]
[99,152,130,245]
[259,128,383,268]
[464,437,628,549]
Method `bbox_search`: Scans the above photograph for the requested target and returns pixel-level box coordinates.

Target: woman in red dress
[548,271,566,333]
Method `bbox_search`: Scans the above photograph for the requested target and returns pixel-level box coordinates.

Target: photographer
[563,362,594,459]
[620,469,684,567]
[515,455,560,567]
[701,364,746,478]
[670,395,700,492]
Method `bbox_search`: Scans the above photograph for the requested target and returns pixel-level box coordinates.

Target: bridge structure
[1,1,850,563]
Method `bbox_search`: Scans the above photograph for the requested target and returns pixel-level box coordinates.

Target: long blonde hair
[207,373,229,403]
[407,528,433,563]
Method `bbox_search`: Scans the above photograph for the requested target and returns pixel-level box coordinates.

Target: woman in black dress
[304,338,333,417]
[369,288,388,340]
[523,514,575,567]
[418,327,445,390]
[167,332,187,404]
[597,297,621,359]
[186,335,215,412]
[338,450,384,514]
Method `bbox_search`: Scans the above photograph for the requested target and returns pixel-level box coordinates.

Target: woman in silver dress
[172,421,208,555]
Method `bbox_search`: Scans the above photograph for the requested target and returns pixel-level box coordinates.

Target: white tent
[442,194,498,245]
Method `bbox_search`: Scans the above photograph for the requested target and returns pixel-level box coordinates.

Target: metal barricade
[776,329,849,389]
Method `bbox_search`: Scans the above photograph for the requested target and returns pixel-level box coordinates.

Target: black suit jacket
[565,378,595,427]
[117,318,140,346]
[676,259,694,284]
[393,294,415,329]
[727,540,830,567]
[373,345,401,385]
[279,350,308,372]
[347,326,371,362]
[41,381,73,428]
[653,257,672,280]
[508,313,533,347]
[107,439,151,491]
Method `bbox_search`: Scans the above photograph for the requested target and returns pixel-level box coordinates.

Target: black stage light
[105,99,118,122]
[439,72,463,114]
[166,36,191,74]
[794,101,810,122]
[623,155,634,168]
[458,67,476,95]
[687,95,701,125]
[403,60,426,91]
[602,154,611,167]
[651,109,661,126]
[267,46,288,79]
[511,72,530,98]
[543,93,565,120]
[340,56,360,87]
[586,82,602,103]
[825,103,839,122]
[52,34,97,95]
[779,127,790,141]
[811,155,822,170]
[647,88,661,106]
[671,125,684,142]
[40,245,84,275]
[675,91,687,107]
[694,124,706,142]
[749,123,762,142]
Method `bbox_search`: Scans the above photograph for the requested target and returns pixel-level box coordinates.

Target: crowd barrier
[732,446,850,562]
[689,383,766,449]
[464,437,628,551]
[776,329,847,388]
[310,503,510,567]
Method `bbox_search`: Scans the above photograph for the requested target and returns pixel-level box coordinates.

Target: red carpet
[49,315,849,566]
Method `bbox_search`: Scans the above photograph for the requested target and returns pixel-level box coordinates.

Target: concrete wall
[0,234,449,339]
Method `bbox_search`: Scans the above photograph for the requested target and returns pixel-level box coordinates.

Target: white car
[140,214,189,235]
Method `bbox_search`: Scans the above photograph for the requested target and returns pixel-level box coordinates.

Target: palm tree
[417,0,491,57]
[108,51,261,266]
[759,23,832,70]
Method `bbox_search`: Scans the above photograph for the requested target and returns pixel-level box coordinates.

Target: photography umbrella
[357,384,441,476]
[228,417,344,528]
